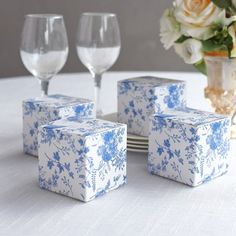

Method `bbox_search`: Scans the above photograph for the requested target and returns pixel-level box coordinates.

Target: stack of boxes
[117,76,231,186]
[23,94,127,202]
[23,76,231,202]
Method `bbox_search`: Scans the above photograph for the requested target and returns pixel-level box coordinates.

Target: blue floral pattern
[148,108,231,186]
[118,76,186,136]
[38,118,127,202]
[23,94,95,156]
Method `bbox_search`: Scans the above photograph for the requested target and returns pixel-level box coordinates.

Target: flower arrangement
[160,0,236,74]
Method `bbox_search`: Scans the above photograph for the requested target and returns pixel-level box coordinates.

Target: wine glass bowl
[20,14,69,96]
[76,13,121,117]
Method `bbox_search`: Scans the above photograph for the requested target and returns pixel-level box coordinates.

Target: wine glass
[20,14,69,96]
[76,13,121,117]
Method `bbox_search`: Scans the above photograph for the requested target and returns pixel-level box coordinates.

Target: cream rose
[174,39,203,64]
[174,0,223,40]
[160,9,181,50]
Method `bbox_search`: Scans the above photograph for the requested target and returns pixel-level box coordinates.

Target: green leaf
[175,35,190,44]
[202,39,228,52]
[211,0,232,9]
[194,60,207,75]
[202,29,233,55]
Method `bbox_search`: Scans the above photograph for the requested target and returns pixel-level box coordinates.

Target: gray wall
[0,0,193,78]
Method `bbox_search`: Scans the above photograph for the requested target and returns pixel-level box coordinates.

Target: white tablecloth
[0,72,236,236]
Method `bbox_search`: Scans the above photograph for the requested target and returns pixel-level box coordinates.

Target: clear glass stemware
[20,14,69,96]
[76,13,121,117]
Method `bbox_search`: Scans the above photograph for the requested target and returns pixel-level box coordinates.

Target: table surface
[0,72,236,236]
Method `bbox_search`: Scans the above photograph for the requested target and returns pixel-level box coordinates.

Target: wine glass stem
[94,74,103,118]
[40,80,49,97]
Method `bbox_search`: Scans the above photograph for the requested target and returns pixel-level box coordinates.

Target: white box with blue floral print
[38,118,127,202]
[23,94,95,157]
[117,76,186,137]
[148,108,231,187]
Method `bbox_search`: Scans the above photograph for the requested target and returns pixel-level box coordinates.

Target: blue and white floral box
[38,118,127,202]
[117,76,186,136]
[148,108,231,187]
[23,94,95,157]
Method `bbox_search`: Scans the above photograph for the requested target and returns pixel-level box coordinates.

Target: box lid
[152,108,229,126]
[23,94,92,108]
[119,76,184,88]
[42,117,126,137]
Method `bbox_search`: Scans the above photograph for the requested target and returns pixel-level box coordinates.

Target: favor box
[148,108,231,187]
[38,117,127,202]
[117,76,186,136]
[23,94,95,156]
